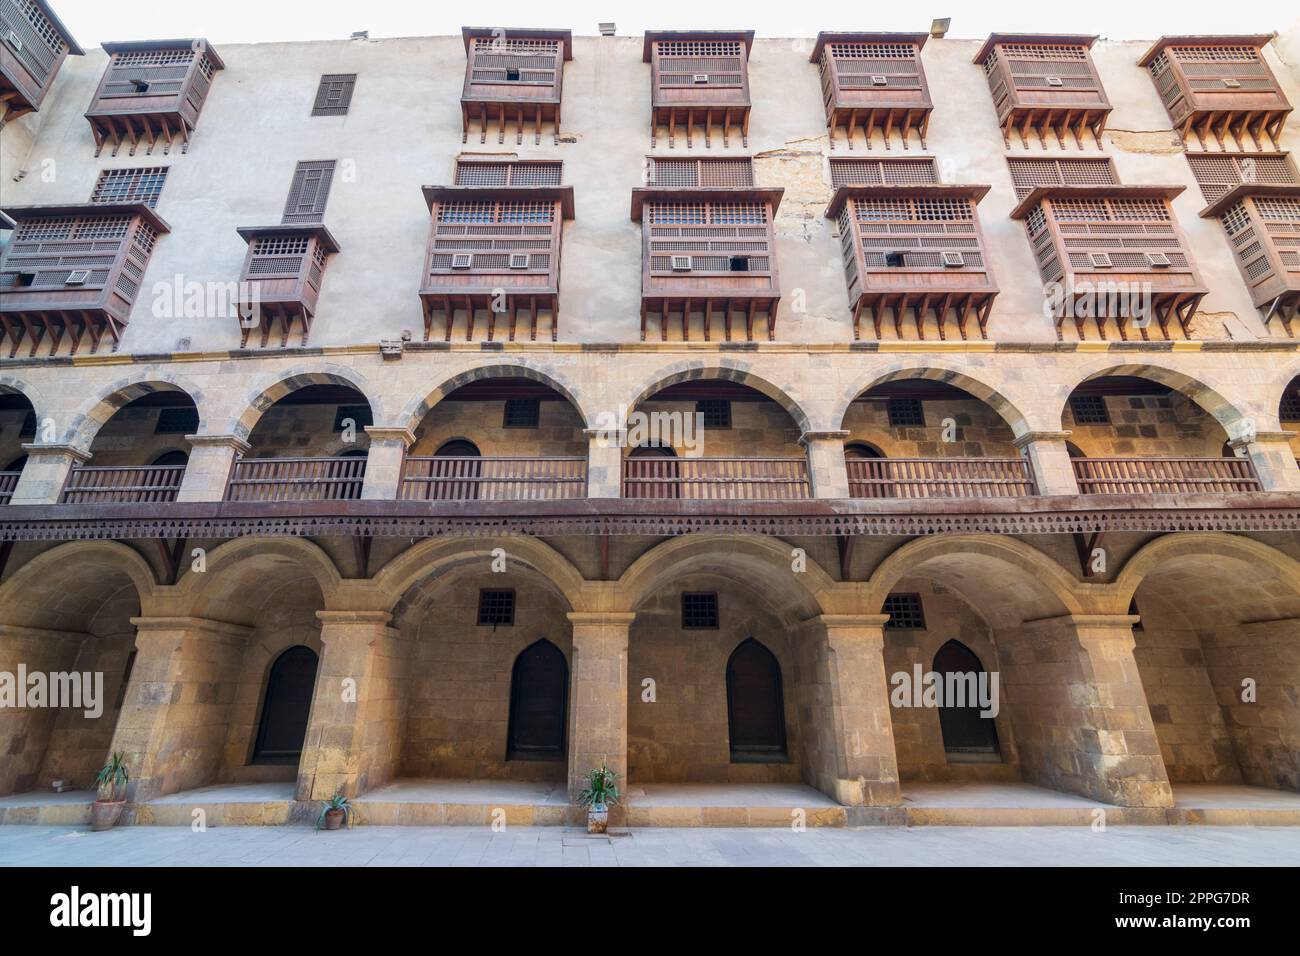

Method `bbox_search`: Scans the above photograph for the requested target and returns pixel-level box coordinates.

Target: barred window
[253,236,310,256]
[1280,386,1300,422]
[154,407,199,434]
[681,592,719,629]
[477,589,516,625]
[454,159,563,186]
[503,399,540,428]
[887,398,925,428]
[883,594,926,629]
[312,74,356,116]
[1006,158,1115,200]
[696,399,731,429]
[91,167,169,208]
[1070,395,1110,424]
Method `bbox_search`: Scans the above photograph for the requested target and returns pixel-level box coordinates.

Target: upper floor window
[1006,157,1116,200]
[312,74,356,115]
[91,167,169,208]
[454,158,562,186]
[829,157,937,188]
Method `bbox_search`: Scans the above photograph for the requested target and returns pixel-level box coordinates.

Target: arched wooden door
[726,638,788,761]
[933,639,1000,758]
[626,443,679,499]
[435,439,482,500]
[506,639,568,760]
[252,645,319,764]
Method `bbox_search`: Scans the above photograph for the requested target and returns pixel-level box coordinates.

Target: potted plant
[90,752,129,831]
[315,792,356,831]
[578,763,619,834]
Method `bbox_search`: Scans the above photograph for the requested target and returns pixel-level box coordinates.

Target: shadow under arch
[835,365,1034,437]
[624,362,813,434]
[396,362,592,434]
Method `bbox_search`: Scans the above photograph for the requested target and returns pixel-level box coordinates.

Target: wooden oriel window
[0,0,82,123]
[91,166,169,208]
[311,73,356,115]
[1202,184,1300,330]
[85,39,224,156]
[644,31,753,149]
[1011,183,1207,341]
[811,32,932,149]
[828,181,998,341]
[1141,36,1291,149]
[0,201,169,357]
[420,167,575,343]
[976,34,1110,148]
[460,27,572,146]
[1186,153,1299,204]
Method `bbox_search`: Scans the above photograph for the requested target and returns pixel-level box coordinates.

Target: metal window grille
[887,398,925,427]
[1281,387,1300,422]
[312,74,356,116]
[681,592,719,629]
[153,406,199,434]
[477,589,515,625]
[1070,395,1110,424]
[91,167,169,208]
[503,398,540,428]
[883,593,926,629]
[696,399,731,429]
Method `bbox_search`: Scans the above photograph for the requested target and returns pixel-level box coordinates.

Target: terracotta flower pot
[587,806,609,834]
[324,809,345,830]
[90,799,126,832]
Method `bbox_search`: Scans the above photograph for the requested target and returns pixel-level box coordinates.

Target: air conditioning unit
[1045,75,1063,87]
[65,270,91,286]
[451,253,473,269]
[1145,252,1171,268]
[509,253,529,269]
[870,75,888,86]
[4,30,21,53]
[1089,252,1114,268]
[1221,77,1241,88]
[671,255,692,271]
[692,74,708,84]
[940,251,965,268]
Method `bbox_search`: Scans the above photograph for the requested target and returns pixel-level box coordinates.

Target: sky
[43,0,1300,48]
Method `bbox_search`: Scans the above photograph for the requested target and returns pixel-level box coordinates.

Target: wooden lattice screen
[453,158,563,186]
[1211,191,1300,330]
[90,166,169,208]
[829,157,937,188]
[86,39,223,156]
[647,157,754,187]
[977,35,1110,148]
[281,161,336,224]
[645,32,753,148]
[1141,37,1291,149]
[0,205,167,357]
[460,28,571,145]
[311,74,356,116]
[1185,153,1298,203]
[0,0,81,121]
[1005,157,1116,200]
[812,33,932,149]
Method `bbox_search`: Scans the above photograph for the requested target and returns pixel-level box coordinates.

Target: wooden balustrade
[623,457,810,500]
[1072,457,1262,494]
[400,456,586,501]
[0,470,21,504]
[60,464,185,504]
[225,456,366,502]
[846,457,1035,499]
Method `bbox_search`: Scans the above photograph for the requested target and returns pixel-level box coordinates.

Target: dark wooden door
[252,645,319,764]
[933,639,1000,757]
[507,639,568,760]
[726,638,788,760]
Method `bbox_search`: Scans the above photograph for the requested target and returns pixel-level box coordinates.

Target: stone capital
[184,433,251,453]
[1228,430,1296,448]
[1012,430,1073,449]
[567,611,636,629]
[128,616,254,643]
[799,430,851,445]
[20,442,91,462]
[317,610,394,627]
[363,426,416,446]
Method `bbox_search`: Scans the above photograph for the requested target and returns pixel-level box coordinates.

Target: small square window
[887,398,925,428]
[883,593,926,630]
[477,589,515,625]
[696,400,731,429]
[681,592,719,629]
[154,406,199,434]
[503,399,540,428]
[1281,387,1300,422]
[1070,395,1110,425]
[333,404,374,431]
[312,74,356,116]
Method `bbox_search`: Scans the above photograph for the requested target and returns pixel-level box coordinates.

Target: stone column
[800,431,851,499]
[177,435,249,502]
[1228,431,1300,492]
[1013,430,1079,496]
[566,612,632,819]
[297,610,409,802]
[110,617,251,802]
[798,614,902,809]
[0,624,85,795]
[584,428,624,498]
[998,614,1173,808]
[8,443,88,505]
[360,426,414,500]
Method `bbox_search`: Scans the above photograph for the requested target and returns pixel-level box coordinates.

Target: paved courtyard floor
[2,824,1297,866]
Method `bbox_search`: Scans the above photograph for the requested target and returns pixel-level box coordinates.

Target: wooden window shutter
[281,160,336,224]
[312,74,356,116]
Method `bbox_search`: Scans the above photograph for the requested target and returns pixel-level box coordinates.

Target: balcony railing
[0,471,21,504]
[60,465,184,504]
[846,458,1035,499]
[225,456,366,502]
[623,457,811,500]
[400,456,586,501]
[1072,457,1261,495]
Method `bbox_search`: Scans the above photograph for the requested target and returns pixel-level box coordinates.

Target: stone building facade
[1,10,1299,827]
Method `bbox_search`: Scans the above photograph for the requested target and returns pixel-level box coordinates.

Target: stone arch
[232,365,382,440]
[64,375,205,452]
[396,362,592,433]
[624,361,813,433]
[372,536,588,616]
[0,374,45,420]
[0,540,159,630]
[866,535,1084,629]
[618,535,836,624]
[834,364,1035,437]
[167,537,344,622]
[1061,364,1254,437]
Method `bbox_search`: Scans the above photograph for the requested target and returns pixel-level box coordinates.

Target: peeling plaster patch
[756,138,833,242]
[1106,129,1185,154]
